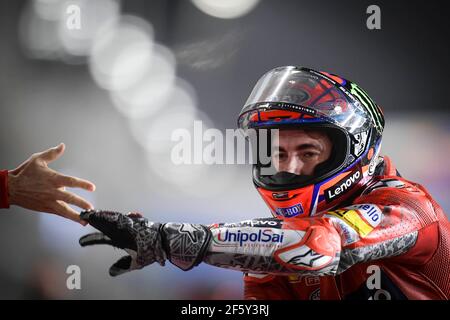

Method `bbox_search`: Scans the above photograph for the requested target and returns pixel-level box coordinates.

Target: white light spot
[89,15,155,91]
[110,44,176,119]
[191,0,260,19]
[58,0,121,57]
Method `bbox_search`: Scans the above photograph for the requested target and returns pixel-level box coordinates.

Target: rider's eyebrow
[275,142,323,153]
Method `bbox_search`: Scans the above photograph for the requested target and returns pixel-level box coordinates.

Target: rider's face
[272,129,332,176]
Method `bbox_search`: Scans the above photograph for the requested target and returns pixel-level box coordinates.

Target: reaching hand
[7,143,96,225]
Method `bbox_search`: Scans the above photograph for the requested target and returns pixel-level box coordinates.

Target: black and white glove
[79,210,212,276]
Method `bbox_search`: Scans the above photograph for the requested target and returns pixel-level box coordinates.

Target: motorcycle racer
[79,66,450,299]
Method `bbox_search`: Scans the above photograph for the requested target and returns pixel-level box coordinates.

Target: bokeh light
[191,0,260,19]
[110,44,176,119]
[58,0,121,57]
[89,15,155,91]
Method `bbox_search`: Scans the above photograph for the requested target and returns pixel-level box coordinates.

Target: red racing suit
[0,170,9,209]
[204,156,450,300]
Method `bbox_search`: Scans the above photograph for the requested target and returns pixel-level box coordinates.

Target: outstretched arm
[79,210,341,276]
[80,179,431,277]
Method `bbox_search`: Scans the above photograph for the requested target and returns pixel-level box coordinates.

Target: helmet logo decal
[368,140,381,175]
[324,167,363,203]
[353,131,369,157]
[272,192,290,199]
[275,203,304,218]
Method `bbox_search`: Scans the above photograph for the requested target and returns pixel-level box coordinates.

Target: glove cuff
[161,223,212,271]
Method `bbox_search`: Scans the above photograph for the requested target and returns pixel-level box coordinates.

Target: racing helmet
[238,66,385,218]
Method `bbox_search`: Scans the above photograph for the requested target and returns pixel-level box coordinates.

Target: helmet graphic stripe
[350,84,383,132]
[355,85,383,129]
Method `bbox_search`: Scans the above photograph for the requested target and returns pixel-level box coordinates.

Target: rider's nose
[280,156,304,175]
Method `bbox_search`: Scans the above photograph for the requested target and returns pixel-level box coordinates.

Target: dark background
[0,0,448,299]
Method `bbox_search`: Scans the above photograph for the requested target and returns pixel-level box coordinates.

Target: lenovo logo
[325,168,362,202]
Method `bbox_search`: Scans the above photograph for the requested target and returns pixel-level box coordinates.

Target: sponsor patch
[327,209,373,237]
[278,245,332,269]
[324,167,363,203]
[347,204,382,228]
[286,274,320,285]
[212,227,285,247]
[305,276,320,286]
[353,131,368,157]
[222,219,282,229]
[272,192,290,199]
[275,203,304,218]
[326,216,360,245]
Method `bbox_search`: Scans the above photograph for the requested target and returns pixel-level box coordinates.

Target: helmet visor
[239,66,372,134]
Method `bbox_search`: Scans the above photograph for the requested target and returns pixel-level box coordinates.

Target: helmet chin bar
[255,167,310,188]
[263,171,312,184]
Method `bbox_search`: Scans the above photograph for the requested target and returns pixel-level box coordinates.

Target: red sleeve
[244,273,295,300]
[322,177,438,273]
[244,273,323,300]
[0,170,10,208]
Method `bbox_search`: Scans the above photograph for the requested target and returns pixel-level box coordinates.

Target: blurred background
[0,0,448,299]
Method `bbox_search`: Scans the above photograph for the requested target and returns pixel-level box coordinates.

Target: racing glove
[80,209,343,277]
[79,210,211,276]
